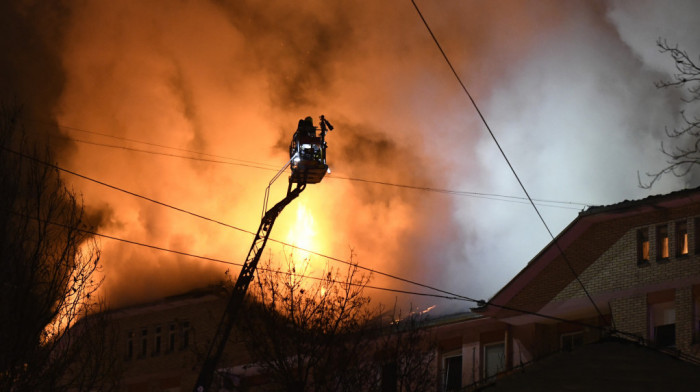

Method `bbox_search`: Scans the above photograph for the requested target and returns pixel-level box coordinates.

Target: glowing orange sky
[4,0,700,312]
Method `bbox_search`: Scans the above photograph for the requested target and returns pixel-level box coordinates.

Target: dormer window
[637,228,650,263]
[676,220,688,257]
[657,225,669,260]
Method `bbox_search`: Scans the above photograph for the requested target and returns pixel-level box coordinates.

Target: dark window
[153,326,161,356]
[649,300,675,348]
[637,228,650,263]
[444,355,462,391]
[140,328,148,357]
[168,323,176,352]
[655,324,676,347]
[657,225,669,260]
[695,218,700,255]
[677,221,689,256]
[561,332,583,351]
[693,288,700,344]
[125,331,133,360]
[181,321,190,349]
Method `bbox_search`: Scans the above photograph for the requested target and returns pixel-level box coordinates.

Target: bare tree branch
[640,40,700,188]
[0,104,120,392]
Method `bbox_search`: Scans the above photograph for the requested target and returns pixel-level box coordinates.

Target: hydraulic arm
[193,180,306,391]
[193,115,331,391]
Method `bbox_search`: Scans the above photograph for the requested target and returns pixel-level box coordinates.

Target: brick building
[433,186,700,390]
[105,187,700,391]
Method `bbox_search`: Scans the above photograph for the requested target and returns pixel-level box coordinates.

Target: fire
[286,201,318,278]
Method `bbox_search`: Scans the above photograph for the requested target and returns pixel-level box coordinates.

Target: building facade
[434,187,700,390]
[105,187,700,391]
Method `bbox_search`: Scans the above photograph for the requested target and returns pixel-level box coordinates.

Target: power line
[327,175,588,210]
[3,149,656,346]
[1,145,472,301]
[46,120,280,170]
[409,0,608,326]
[11,209,465,302]
[16,208,619,335]
[18,125,621,334]
[38,123,591,209]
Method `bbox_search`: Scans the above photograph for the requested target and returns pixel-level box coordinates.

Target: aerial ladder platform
[193,115,333,392]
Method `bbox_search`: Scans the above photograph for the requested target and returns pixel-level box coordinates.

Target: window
[657,225,669,260]
[694,290,700,344]
[181,321,190,350]
[443,353,462,391]
[140,328,148,358]
[676,220,689,256]
[649,297,675,348]
[696,218,700,255]
[125,331,134,360]
[560,332,583,351]
[167,323,176,352]
[153,325,162,356]
[637,228,650,263]
[381,362,397,392]
[483,343,505,380]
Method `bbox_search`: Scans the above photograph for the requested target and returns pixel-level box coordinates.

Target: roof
[106,284,228,318]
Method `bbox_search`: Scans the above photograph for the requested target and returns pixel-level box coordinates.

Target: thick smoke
[4,0,700,312]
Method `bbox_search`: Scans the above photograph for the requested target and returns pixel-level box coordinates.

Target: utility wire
[11,209,465,302]
[38,125,591,210]
[0,145,472,301]
[16,209,620,335]
[410,0,608,326]
[46,120,279,169]
[22,95,609,339]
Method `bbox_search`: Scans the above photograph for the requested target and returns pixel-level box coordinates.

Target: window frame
[656,224,669,261]
[442,349,462,392]
[648,292,676,348]
[482,342,505,381]
[637,227,650,264]
[139,328,148,358]
[676,220,689,257]
[560,331,584,351]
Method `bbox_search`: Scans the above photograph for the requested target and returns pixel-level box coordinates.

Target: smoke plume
[3,0,700,312]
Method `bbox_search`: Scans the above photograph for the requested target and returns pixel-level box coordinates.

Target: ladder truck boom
[193,115,332,392]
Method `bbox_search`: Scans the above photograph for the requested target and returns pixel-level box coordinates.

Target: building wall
[109,291,251,392]
[551,212,700,354]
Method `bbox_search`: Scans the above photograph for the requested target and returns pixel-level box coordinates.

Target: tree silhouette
[640,39,700,188]
[0,105,120,391]
[229,254,436,392]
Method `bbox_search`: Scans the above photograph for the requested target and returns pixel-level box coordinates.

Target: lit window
[637,228,650,263]
[657,225,669,260]
[677,221,689,256]
[443,353,462,391]
[483,343,505,380]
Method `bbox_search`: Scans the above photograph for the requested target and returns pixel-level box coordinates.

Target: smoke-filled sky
[3,0,700,312]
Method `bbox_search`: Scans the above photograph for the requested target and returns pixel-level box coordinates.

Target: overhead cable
[39,125,591,209]
[410,0,608,325]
